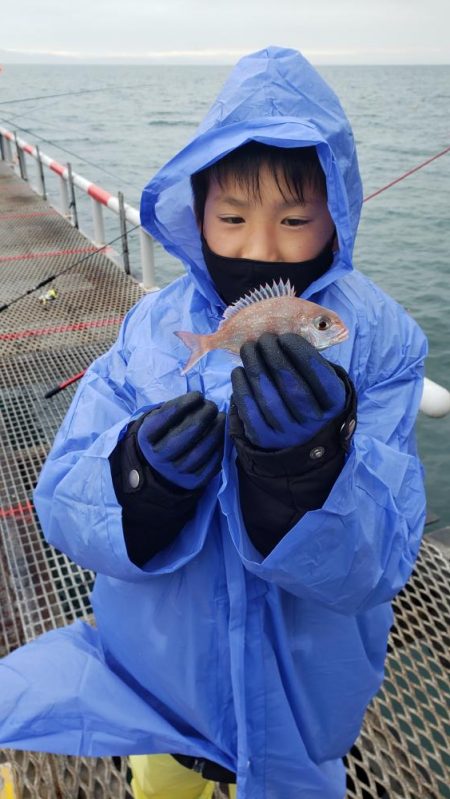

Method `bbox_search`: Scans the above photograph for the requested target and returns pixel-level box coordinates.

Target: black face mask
[201,233,336,307]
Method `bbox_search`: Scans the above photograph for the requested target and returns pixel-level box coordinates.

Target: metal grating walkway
[0,160,449,798]
[0,160,142,798]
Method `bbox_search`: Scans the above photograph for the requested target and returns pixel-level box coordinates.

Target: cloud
[1,43,446,65]
[2,0,450,64]
[3,47,248,59]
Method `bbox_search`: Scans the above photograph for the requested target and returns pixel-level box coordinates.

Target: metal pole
[4,136,13,164]
[59,173,70,216]
[13,132,22,177]
[91,198,106,246]
[139,227,157,291]
[118,191,130,275]
[21,148,28,181]
[67,163,79,228]
[14,132,28,181]
[0,133,4,162]
[35,145,47,200]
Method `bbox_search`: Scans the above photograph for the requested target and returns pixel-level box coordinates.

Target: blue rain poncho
[0,47,427,799]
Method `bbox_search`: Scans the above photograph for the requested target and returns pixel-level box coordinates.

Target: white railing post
[4,137,14,164]
[14,133,28,181]
[35,145,47,199]
[118,191,130,274]
[67,163,79,228]
[91,198,106,246]
[139,228,156,290]
[21,151,29,181]
[59,174,70,216]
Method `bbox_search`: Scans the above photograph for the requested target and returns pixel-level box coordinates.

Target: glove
[137,391,225,490]
[231,333,347,450]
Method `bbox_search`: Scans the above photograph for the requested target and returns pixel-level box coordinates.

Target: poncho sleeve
[33,298,215,581]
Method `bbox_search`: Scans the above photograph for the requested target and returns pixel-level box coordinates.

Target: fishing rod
[44,371,87,399]
[0,223,141,314]
[363,145,450,202]
[3,223,141,398]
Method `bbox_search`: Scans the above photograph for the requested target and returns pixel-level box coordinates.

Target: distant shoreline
[1,59,449,67]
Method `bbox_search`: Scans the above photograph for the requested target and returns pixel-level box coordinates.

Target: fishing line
[0,83,159,107]
[0,223,141,314]
[0,113,138,188]
[0,87,123,106]
[2,96,68,123]
[0,77,164,187]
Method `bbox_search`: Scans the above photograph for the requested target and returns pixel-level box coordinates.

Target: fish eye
[313,315,331,331]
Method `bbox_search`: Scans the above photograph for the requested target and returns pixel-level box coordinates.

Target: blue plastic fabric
[0,47,427,799]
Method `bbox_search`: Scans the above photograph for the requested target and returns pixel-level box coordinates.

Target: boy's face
[203,165,336,263]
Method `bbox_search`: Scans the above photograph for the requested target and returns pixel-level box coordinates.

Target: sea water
[0,63,449,524]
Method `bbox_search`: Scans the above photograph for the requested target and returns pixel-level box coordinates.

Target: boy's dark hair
[190,141,326,223]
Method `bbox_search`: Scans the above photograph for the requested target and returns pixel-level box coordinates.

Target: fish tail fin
[175,330,210,374]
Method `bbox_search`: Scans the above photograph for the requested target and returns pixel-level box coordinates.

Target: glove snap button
[128,468,140,489]
[309,446,325,460]
[347,418,356,436]
[340,418,356,440]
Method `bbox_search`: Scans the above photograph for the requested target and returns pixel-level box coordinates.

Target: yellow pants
[129,754,237,799]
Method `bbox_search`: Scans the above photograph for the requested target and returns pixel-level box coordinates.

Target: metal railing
[0,126,156,290]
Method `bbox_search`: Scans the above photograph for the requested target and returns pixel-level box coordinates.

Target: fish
[175,279,349,374]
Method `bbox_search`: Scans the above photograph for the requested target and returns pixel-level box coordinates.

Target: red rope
[363,145,450,202]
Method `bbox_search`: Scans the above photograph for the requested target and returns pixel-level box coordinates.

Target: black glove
[231,333,347,450]
[137,391,225,489]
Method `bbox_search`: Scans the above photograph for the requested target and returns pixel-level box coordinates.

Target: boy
[0,47,427,799]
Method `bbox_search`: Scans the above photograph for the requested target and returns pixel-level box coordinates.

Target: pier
[0,155,449,798]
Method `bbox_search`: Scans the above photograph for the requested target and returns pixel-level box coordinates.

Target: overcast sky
[1,0,449,64]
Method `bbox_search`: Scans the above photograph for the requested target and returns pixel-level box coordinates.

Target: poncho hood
[140,46,363,308]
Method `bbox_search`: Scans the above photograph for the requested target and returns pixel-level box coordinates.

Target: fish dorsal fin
[220,279,296,325]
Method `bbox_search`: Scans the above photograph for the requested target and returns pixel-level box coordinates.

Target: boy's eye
[219,216,245,224]
[282,218,308,227]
